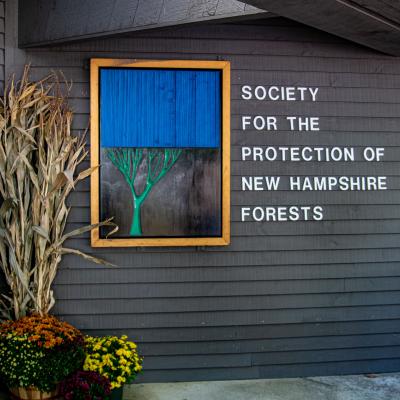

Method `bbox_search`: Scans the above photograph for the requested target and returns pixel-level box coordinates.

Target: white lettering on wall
[239,84,387,223]
[241,86,319,102]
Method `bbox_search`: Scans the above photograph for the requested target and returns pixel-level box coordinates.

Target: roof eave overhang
[240,0,400,56]
[18,0,269,48]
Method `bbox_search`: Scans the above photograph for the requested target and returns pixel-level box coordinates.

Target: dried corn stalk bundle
[0,67,116,319]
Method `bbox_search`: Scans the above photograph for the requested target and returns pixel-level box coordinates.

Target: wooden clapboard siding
[4,6,400,382]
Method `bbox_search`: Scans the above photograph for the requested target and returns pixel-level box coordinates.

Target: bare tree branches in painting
[106,148,182,236]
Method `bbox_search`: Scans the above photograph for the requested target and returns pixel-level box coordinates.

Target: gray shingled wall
[4,7,400,382]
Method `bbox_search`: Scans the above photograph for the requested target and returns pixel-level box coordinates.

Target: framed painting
[90,59,230,247]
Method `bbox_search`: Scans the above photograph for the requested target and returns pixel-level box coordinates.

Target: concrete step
[125,373,400,400]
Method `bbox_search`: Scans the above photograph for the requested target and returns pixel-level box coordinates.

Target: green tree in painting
[106,148,182,236]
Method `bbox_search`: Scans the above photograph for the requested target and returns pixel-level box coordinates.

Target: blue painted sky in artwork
[100,68,221,148]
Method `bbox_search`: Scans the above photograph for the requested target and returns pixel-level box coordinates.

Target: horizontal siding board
[57,247,400,267]
[137,366,259,382]
[232,86,400,104]
[231,116,400,132]
[252,346,400,367]
[80,319,400,343]
[231,150,400,164]
[29,65,400,90]
[56,262,400,283]
[53,277,400,299]
[60,305,400,329]
[231,178,400,191]
[124,333,400,356]
[139,358,400,381]
[231,131,400,147]
[52,291,400,315]
[23,49,400,74]
[231,191,400,204]
[230,222,400,237]
[231,101,400,118]
[142,346,400,369]
[145,353,252,369]
[65,221,400,242]
[63,233,400,252]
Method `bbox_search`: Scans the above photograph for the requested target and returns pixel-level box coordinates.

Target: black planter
[108,386,123,400]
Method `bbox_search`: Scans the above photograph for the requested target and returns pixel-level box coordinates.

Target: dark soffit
[18,0,268,48]
[240,0,400,56]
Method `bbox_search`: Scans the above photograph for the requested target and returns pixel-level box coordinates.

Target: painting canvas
[90,60,230,246]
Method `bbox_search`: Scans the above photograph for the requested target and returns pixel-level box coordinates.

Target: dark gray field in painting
[99,148,221,237]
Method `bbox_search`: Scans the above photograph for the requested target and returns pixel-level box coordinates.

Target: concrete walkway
[126,373,400,400]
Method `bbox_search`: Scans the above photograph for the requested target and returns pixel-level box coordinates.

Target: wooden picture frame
[90,58,230,247]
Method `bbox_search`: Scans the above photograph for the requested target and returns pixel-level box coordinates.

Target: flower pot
[9,386,59,400]
[108,386,123,400]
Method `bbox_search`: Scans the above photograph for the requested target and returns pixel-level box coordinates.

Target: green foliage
[0,337,84,391]
[0,315,85,391]
[83,335,143,389]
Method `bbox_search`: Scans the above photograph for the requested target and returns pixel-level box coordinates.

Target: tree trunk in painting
[131,198,143,236]
[106,148,182,236]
